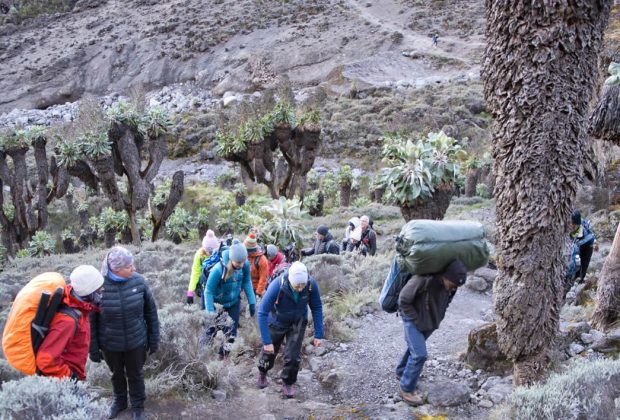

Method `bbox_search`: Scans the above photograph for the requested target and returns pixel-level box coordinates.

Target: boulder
[426,382,470,407]
[463,323,512,374]
[466,275,488,292]
[473,267,497,285]
[591,329,620,353]
[211,389,227,402]
[486,382,512,404]
[319,370,340,389]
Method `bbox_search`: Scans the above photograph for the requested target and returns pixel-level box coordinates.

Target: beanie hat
[571,210,581,225]
[70,265,104,297]
[317,225,329,236]
[229,240,248,263]
[443,260,467,287]
[288,261,308,286]
[101,246,134,276]
[350,227,362,242]
[202,230,219,251]
[348,217,361,229]
[266,244,278,258]
[244,232,258,249]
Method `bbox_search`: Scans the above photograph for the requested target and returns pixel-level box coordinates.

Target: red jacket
[268,252,285,277]
[36,285,97,380]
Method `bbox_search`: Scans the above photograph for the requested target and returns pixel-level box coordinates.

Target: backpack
[196,245,228,299]
[282,243,299,263]
[379,258,413,313]
[268,262,291,285]
[2,272,81,376]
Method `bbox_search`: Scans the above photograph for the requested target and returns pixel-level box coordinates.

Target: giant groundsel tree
[482,0,612,385]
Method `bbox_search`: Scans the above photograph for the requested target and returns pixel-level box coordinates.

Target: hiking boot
[132,408,144,420]
[399,388,423,407]
[281,383,295,398]
[257,372,268,389]
[108,401,128,419]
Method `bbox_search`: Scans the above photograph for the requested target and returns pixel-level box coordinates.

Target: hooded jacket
[205,250,256,312]
[90,272,160,353]
[188,248,209,292]
[267,251,285,278]
[257,273,324,345]
[247,248,269,296]
[36,285,97,380]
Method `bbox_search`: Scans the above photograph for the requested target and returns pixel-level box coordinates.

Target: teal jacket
[205,250,256,312]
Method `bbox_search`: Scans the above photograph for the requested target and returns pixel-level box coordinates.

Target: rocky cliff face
[0,0,485,113]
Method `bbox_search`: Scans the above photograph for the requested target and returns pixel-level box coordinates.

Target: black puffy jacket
[90,273,160,353]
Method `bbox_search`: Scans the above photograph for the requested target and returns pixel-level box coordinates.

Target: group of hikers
[6,208,597,416]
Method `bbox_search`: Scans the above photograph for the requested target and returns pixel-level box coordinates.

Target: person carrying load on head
[396,260,468,407]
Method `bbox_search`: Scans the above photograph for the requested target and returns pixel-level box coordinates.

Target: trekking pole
[31,287,64,354]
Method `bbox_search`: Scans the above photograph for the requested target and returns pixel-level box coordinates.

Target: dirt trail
[163,287,493,420]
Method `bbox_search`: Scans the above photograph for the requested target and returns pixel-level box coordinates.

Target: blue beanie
[229,240,248,263]
[571,210,581,225]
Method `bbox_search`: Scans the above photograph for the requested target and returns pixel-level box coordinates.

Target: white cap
[351,227,362,242]
[70,265,104,297]
[288,262,309,286]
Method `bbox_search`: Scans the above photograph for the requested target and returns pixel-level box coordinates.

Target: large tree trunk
[465,169,480,197]
[591,222,620,331]
[127,208,141,246]
[483,0,612,386]
[399,185,453,221]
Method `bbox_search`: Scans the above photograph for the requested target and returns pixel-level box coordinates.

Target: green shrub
[0,375,107,419]
[27,231,56,257]
[165,207,193,242]
[492,359,620,420]
[378,131,468,206]
[259,197,307,248]
[352,196,371,208]
[337,165,353,187]
[476,182,492,198]
[144,303,231,398]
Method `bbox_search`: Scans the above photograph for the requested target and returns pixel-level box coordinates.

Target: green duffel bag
[396,219,490,275]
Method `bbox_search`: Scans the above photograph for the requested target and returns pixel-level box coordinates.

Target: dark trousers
[577,241,594,281]
[205,299,241,339]
[257,318,307,385]
[103,346,146,409]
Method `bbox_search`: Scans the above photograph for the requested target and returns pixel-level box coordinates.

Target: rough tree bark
[592,222,620,330]
[150,171,185,242]
[399,185,454,221]
[0,134,68,257]
[482,0,612,385]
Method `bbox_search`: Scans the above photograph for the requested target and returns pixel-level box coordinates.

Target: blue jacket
[205,250,256,312]
[258,273,324,345]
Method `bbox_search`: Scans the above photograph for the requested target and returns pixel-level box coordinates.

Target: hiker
[396,259,467,406]
[345,227,368,256]
[90,246,160,420]
[256,262,324,398]
[36,265,104,380]
[245,232,269,297]
[187,230,220,306]
[266,244,285,278]
[282,243,300,263]
[360,215,377,256]
[570,210,596,283]
[300,225,340,257]
[432,33,439,46]
[341,217,361,251]
[204,240,256,355]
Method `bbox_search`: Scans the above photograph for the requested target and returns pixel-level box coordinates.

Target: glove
[70,370,80,381]
[147,344,159,355]
[89,350,102,363]
[186,291,194,305]
[249,304,256,317]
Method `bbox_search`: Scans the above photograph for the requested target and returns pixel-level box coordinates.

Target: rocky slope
[0,0,485,113]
